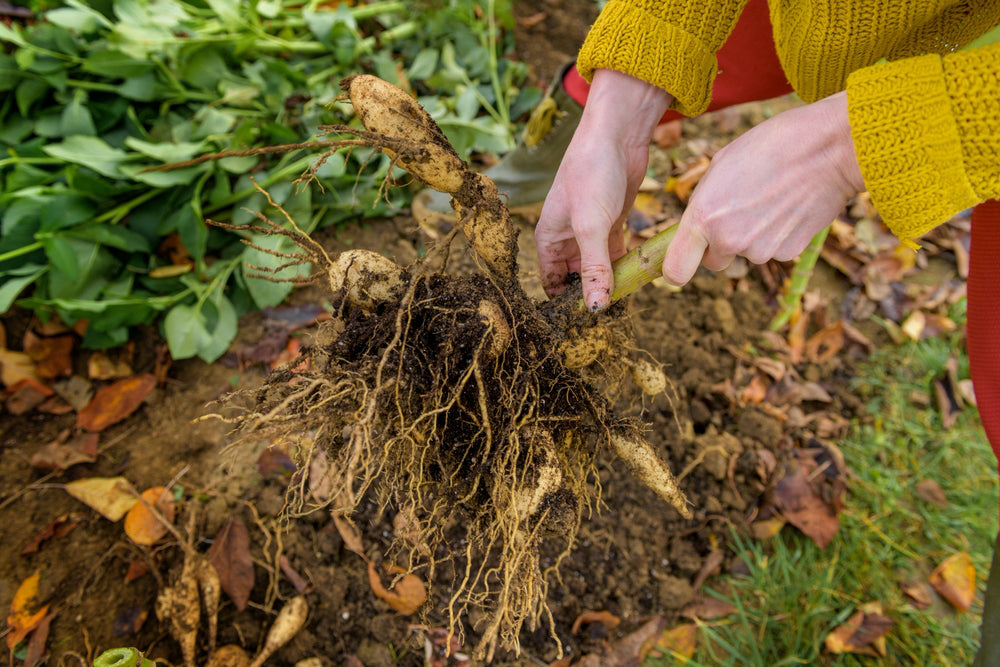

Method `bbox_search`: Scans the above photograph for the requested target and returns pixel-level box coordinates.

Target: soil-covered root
[209,75,692,661]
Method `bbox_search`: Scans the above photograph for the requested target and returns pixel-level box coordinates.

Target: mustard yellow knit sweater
[577,0,1000,247]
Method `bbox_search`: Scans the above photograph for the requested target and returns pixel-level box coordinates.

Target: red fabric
[968,200,1000,472]
[562,0,793,121]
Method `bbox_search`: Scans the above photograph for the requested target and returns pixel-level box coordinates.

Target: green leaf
[120,163,209,187]
[0,54,23,92]
[242,233,311,309]
[41,235,81,280]
[196,291,237,361]
[408,48,439,80]
[124,137,207,163]
[81,49,153,78]
[0,22,28,48]
[179,46,230,90]
[63,224,151,253]
[60,89,97,137]
[0,267,47,314]
[45,7,105,34]
[42,136,128,178]
[163,302,210,359]
[40,193,96,232]
[16,77,49,117]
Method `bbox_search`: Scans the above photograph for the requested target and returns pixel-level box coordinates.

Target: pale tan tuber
[248,595,309,667]
[328,249,407,310]
[609,431,691,519]
[205,645,251,667]
[630,358,668,396]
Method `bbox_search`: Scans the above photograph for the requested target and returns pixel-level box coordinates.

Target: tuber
[248,595,309,667]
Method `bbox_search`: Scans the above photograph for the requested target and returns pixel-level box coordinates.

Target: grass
[648,313,999,665]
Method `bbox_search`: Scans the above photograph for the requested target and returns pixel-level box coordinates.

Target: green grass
[649,317,998,665]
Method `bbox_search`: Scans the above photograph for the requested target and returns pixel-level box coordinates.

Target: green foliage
[0,0,533,360]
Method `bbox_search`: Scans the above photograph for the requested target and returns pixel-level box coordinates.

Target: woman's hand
[535,69,672,310]
[663,91,865,285]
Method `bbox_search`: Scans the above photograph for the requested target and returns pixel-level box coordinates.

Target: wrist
[579,69,672,148]
[819,92,866,194]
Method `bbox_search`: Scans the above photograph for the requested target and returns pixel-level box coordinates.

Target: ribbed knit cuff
[576,1,718,117]
[847,54,979,248]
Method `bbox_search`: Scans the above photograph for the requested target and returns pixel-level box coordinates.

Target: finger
[662,223,708,287]
[575,216,616,311]
[701,244,734,272]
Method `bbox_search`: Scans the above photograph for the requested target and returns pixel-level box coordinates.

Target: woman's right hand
[535,69,672,311]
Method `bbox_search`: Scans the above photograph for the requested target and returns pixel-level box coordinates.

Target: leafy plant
[0,0,535,361]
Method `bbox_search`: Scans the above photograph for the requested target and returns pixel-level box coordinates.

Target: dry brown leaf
[6,572,51,650]
[30,431,99,471]
[23,610,55,667]
[929,551,976,612]
[367,562,426,615]
[915,479,949,509]
[672,156,710,203]
[804,322,844,364]
[773,465,839,549]
[21,513,79,556]
[76,373,157,432]
[823,601,892,657]
[332,513,366,558]
[6,378,54,415]
[654,623,697,661]
[571,610,621,634]
[65,476,138,521]
[23,332,74,379]
[125,559,150,584]
[681,595,737,621]
[51,375,94,411]
[124,486,176,546]
[652,119,683,148]
[515,10,546,29]
[576,615,667,667]
[207,515,255,611]
[901,310,926,341]
[901,579,936,610]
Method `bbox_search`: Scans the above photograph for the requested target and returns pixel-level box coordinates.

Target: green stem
[204,154,316,215]
[768,226,829,331]
[485,0,509,128]
[93,189,161,225]
[607,223,679,305]
[0,156,64,169]
[356,21,417,54]
[0,241,43,264]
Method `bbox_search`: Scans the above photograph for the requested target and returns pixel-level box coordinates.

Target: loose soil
[0,5,878,667]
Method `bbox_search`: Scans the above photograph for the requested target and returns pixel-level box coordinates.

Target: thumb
[575,216,616,311]
[662,221,708,287]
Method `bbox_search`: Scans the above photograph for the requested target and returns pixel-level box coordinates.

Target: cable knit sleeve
[576,0,750,117]
[847,43,1000,248]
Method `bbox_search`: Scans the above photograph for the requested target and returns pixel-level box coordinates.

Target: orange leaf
[652,119,682,148]
[656,623,697,660]
[76,374,156,432]
[65,476,138,521]
[367,562,426,615]
[23,333,74,379]
[6,572,51,650]
[804,322,844,364]
[123,487,176,546]
[823,601,892,657]
[929,552,976,611]
[571,610,621,634]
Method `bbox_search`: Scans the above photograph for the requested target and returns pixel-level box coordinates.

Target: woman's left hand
[662,91,866,286]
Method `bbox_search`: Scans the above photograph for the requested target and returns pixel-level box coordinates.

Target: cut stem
[769,226,830,331]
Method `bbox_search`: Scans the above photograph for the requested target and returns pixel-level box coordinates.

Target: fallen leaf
[901,579,936,610]
[576,615,667,667]
[773,464,839,549]
[6,572,51,650]
[652,119,683,148]
[750,516,786,540]
[30,431,99,470]
[257,447,296,480]
[368,562,426,615]
[929,551,976,611]
[76,374,157,432]
[915,479,949,509]
[421,626,469,667]
[23,332,74,379]
[125,560,150,584]
[65,476,138,521]
[901,310,926,341]
[87,350,133,380]
[0,348,38,387]
[823,601,893,657]
[804,322,844,364]
[124,487,176,546]
[681,595,737,620]
[21,513,79,555]
[36,394,74,415]
[655,623,697,661]
[51,375,94,411]
[23,610,55,667]
[207,515,255,611]
[112,606,148,636]
[571,610,621,634]
[632,192,663,218]
[672,156,711,203]
[515,10,546,28]
[332,513,366,557]
[5,378,53,415]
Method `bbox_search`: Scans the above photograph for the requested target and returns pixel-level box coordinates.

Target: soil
[0,4,878,667]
